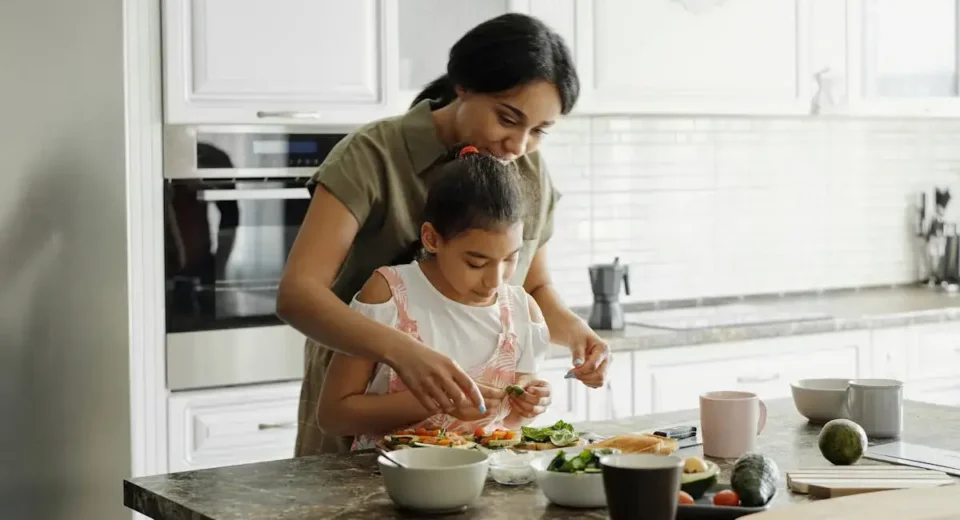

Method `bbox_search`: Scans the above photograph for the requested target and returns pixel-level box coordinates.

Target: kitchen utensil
[943,226,960,282]
[600,453,684,520]
[790,378,850,424]
[744,484,960,520]
[787,466,954,498]
[529,447,620,508]
[865,442,960,476]
[587,256,630,330]
[846,379,903,439]
[377,447,489,514]
[699,391,766,459]
[377,448,407,468]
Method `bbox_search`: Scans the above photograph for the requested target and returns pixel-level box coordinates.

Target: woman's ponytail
[410,74,457,109]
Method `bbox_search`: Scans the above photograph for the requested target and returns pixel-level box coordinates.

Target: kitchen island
[124,398,960,520]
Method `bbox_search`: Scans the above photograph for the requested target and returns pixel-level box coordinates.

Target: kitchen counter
[124,398,960,520]
[555,285,960,359]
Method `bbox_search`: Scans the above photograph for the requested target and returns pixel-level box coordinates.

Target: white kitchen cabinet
[168,382,301,472]
[869,326,911,381]
[847,0,960,116]
[529,357,587,427]
[906,322,960,382]
[633,331,870,414]
[906,377,960,407]
[567,0,823,116]
[162,0,397,125]
[583,352,635,421]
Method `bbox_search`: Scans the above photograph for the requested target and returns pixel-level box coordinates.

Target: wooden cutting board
[787,466,955,498]
[744,484,960,519]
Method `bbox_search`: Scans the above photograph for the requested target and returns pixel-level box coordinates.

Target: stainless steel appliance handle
[256,110,323,120]
[258,421,296,431]
[196,188,310,201]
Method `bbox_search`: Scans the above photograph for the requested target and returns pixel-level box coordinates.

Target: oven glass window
[164,178,310,332]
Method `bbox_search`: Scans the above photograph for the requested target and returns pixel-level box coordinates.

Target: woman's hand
[558,318,610,389]
[450,383,503,421]
[387,339,486,415]
[508,380,552,418]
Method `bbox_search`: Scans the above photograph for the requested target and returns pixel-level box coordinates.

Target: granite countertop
[124,398,960,520]
[555,286,960,358]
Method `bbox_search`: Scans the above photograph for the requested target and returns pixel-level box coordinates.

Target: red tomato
[678,491,695,505]
[713,490,740,507]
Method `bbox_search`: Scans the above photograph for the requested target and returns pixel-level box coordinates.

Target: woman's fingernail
[564,372,576,379]
[479,404,487,414]
[573,358,584,366]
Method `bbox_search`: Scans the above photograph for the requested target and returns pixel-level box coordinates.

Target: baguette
[588,433,678,455]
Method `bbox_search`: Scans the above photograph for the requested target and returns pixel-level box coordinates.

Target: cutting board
[787,466,955,498]
[743,484,960,519]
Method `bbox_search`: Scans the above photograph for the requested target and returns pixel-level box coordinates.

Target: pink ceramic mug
[699,390,767,459]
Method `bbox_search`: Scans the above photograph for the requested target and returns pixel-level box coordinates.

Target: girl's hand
[562,320,610,389]
[508,380,552,418]
[388,339,486,414]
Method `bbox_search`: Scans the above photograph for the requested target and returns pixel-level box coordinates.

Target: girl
[315,145,552,445]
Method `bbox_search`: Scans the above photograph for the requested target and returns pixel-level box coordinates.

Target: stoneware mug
[699,390,767,459]
[846,378,903,439]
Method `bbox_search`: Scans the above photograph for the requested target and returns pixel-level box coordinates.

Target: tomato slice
[474,428,486,439]
[503,430,516,440]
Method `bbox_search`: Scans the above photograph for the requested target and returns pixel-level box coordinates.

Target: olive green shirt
[294,99,561,456]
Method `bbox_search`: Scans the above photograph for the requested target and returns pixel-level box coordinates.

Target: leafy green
[505,385,525,396]
[521,420,575,443]
[546,448,616,474]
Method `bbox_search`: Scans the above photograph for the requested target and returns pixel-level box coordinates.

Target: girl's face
[453,80,562,163]
[422,222,525,306]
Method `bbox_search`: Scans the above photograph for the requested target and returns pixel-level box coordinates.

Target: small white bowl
[529,447,620,508]
[790,378,850,424]
[378,448,489,513]
[488,450,537,486]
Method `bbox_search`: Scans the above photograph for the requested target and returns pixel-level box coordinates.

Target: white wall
[0,0,132,518]
[543,116,960,306]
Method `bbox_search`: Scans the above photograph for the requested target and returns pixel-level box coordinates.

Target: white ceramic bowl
[790,378,850,424]
[529,447,620,508]
[378,448,489,513]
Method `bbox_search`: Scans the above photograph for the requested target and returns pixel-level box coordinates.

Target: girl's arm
[315,273,434,437]
[277,185,482,413]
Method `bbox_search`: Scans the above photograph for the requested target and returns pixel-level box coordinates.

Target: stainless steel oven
[163,125,347,390]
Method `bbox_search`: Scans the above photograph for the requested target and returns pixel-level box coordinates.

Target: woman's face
[423,221,525,306]
[453,80,562,163]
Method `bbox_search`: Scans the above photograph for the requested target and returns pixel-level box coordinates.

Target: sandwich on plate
[513,420,584,451]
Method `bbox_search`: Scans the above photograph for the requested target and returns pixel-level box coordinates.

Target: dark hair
[411,13,579,115]
[423,144,526,242]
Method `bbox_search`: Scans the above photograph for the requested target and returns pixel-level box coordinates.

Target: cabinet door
[907,323,960,382]
[528,357,587,427]
[584,353,634,421]
[396,0,517,110]
[574,0,814,115]
[168,382,301,472]
[163,0,394,124]
[849,0,960,116]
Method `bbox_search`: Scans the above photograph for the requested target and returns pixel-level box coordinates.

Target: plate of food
[513,421,585,452]
[379,428,476,450]
[676,453,779,520]
[472,428,521,449]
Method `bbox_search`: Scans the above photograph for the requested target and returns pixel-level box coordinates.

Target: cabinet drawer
[635,335,864,414]
[168,382,301,472]
[909,324,960,381]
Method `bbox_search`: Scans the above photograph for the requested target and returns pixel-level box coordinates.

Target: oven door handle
[196,188,311,201]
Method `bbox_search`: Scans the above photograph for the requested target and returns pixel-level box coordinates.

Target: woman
[278,12,611,456]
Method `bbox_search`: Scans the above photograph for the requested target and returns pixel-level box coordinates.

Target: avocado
[680,458,719,499]
[730,453,779,507]
[818,419,868,465]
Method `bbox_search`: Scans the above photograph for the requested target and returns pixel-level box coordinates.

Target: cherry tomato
[474,428,486,439]
[678,491,695,505]
[713,489,740,507]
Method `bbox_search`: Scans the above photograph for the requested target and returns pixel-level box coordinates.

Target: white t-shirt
[350,262,550,394]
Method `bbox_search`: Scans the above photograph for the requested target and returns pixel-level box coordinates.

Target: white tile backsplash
[541,116,960,307]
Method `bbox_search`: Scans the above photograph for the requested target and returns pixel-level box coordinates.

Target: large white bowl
[378,448,489,513]
[529,447,620,508]
[790,378,850,424]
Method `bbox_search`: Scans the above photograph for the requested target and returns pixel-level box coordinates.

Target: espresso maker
[588,257,631,330]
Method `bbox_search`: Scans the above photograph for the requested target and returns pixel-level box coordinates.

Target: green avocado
[680,460,720,499]
[818,418,868,466]
[730,453,780,507]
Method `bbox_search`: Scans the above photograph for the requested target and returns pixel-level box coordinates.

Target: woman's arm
[277,186,483,413]
[523,246,610,388]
